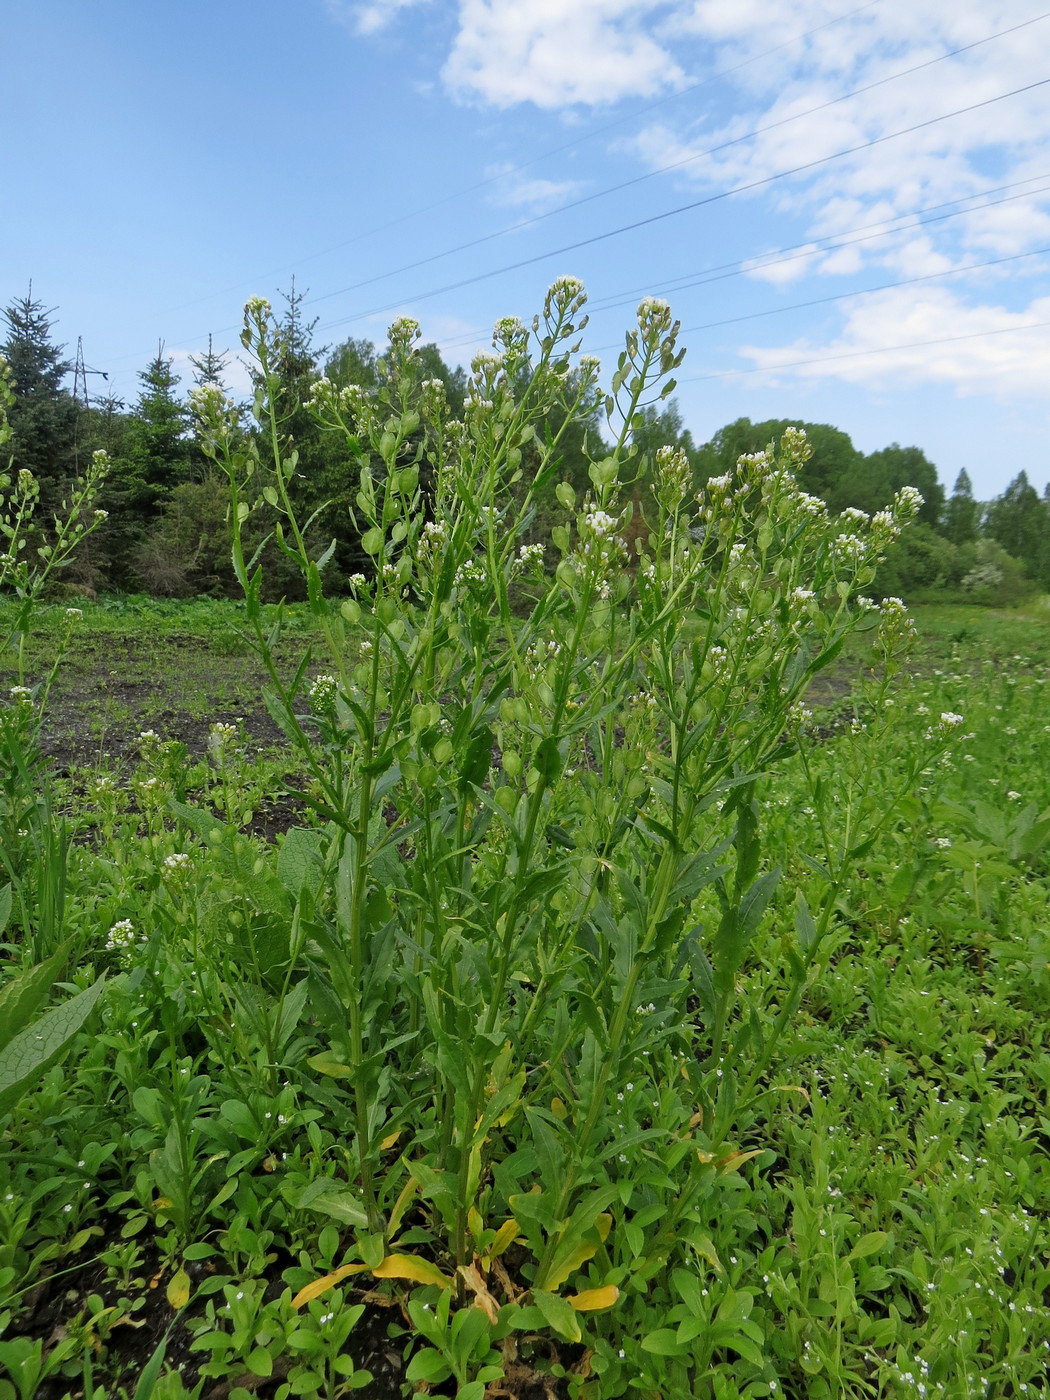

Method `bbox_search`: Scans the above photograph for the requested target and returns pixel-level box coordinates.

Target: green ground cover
[1,601,1046,1400]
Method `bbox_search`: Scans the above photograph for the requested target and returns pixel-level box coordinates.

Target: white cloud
[442,0,686,109]
[323,0,430,36]
[485,162,583,211]
[742,243,820,285]
[738,287,1050,398]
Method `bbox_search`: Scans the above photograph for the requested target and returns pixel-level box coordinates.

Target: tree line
[3,286,1047,604]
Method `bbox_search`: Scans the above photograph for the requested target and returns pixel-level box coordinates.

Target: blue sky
[6,0,1050,500]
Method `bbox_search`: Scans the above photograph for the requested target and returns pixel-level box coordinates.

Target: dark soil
[21,1230,575,1400]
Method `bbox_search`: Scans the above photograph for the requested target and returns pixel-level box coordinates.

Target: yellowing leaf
[152,1197,173,1211]
[550,1097,568,1120]
[372,1253,453,1290]
[307,1050,352,1078]
[166,1267,191,1310]
[484,1218,520,1262]
[458,1263,501,1324]
[568,1285,620,1312]
[718,1148,764,1174]
[291,1262,369,1309]
[543,1213,614,1290]
[380,1128,401,1151]
[387,1177,420,1238]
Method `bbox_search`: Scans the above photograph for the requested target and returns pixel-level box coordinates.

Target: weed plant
[0,293,1047,1400]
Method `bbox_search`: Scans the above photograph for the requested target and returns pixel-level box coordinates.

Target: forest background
[5,285,1047,606]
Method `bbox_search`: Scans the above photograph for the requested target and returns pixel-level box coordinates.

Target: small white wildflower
[309,673,339,713]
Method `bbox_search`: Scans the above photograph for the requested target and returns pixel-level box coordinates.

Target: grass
[0,598,1046,1399]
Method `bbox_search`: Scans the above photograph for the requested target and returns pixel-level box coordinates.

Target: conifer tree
[124,344,192,510]
[0,288,79,507]
[942,468,978,545]
[189,334,230,389]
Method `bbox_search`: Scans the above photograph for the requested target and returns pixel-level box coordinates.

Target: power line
[428,177,1050,354]
[318,76,1050,334]
[308,8,1050,310]
[137,0,883,325]
[681,317,1050,383]
[600,244,1050,348]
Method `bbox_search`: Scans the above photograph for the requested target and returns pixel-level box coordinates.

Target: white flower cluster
[419,519,449,568]
[387,316,421,357]
[584,508,618,538]
[207,722,238,763]
[309,673,340,713]
[8,685,31,705]
[833,533,868,563]
[787,700,813,730]
[637,296,673,339]
[839,506,869,527]
[516,542,545,570]
[493,316,528,354]
[419,377,447,420]
[454,559,486,588]
[655,444,691,508]
[105,919,139,952]
[546,277,587,320]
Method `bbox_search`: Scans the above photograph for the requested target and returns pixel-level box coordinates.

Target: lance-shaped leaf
[0,975,106,1117]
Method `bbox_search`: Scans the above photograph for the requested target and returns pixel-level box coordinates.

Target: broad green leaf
[794,891,818,952]
[0,975,106,1117]
[277,826,325,895]
[848,1231,890,1262]
[532,1289,581,1343]
[288,1177,369,1229]
[0,947,66,1053]
[641,1327,688,1357]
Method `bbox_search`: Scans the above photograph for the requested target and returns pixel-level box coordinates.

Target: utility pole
[71,336,109,408]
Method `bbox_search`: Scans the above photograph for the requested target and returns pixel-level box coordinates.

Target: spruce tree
[189,334,230,389]
[0,289,79,507]
[125,344,192,509]
[943,469,978,545]
[984,471,1050,586]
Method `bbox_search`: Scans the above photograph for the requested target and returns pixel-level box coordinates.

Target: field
[2,307,1049,1400]
[1,594,1048,1400]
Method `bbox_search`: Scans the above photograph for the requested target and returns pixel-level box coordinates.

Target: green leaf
[458,726,494,793]
[0,947,66,1054]
[287,1177,369,1229]
[277,827,326,895]
[532,1290,582,1343]
[405,1348,452,1384]
[0,883,11,936]
[848,1231,890,1262]
[0,975,106,1117]
[534,736,564,784]
[641,1327,688,1357]
[247,1346,274,1378]
[132,1334,171,1400]
[793,891,818,952]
